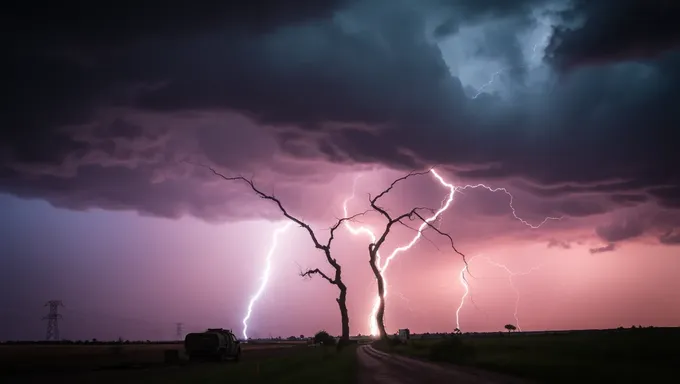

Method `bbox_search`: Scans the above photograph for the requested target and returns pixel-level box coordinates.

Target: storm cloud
[589,243,616,254]
[2,0,679,244]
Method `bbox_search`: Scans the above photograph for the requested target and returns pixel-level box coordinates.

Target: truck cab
[184,328,241,362]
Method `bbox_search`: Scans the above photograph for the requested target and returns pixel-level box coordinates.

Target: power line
[43,300,64,341]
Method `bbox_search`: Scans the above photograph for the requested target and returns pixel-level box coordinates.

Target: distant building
[397,328,410,342]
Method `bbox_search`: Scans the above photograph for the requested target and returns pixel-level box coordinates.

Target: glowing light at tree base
[343,168,561,336]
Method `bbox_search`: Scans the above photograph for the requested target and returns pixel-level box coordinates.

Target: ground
[357,343,530,384]
[373,327,680,383]
[3,328,678,383]
[0,342,358,384]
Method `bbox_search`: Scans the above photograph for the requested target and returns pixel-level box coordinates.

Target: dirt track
[357,345,531,384]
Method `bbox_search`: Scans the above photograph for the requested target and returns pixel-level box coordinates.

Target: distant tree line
[0,339,182,346]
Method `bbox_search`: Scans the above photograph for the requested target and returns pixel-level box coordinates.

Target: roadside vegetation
[2,332,358,384]
[374,326,680,383]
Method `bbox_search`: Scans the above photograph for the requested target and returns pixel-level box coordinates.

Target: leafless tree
[368,169,467,340]
[204,165,364,348]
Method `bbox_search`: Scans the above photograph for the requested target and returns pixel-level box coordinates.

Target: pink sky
[2,166,679,341]
[3,0,680,343]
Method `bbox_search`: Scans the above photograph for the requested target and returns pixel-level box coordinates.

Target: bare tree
[368,170,467,340]
[204,165,364,348]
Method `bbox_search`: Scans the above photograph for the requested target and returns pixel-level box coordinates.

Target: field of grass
[1,342,358,384]
[374,327,680,383]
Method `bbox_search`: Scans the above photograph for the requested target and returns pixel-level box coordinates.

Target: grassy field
[1,342,358,384]
[374,327,680,383]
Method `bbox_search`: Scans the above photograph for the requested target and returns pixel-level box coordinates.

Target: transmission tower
[176,322,184,340]
[43,300,64,341]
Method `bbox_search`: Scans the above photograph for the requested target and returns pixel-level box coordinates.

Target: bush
[428,336,476,363]
[314,331,337,346]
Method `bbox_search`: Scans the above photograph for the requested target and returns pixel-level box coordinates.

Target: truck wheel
[234,349,241,362]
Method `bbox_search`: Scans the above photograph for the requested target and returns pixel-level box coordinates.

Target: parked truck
[184,328,242,362]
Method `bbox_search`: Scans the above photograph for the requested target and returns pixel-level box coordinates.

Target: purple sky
[2,0,680,341]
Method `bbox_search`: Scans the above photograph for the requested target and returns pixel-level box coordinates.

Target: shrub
[314,331,337,346]
[428,336,476,363]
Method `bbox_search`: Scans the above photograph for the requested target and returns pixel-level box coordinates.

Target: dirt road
[357,345,532,384]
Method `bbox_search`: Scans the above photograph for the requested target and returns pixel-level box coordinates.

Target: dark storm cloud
[659,229,680,245]
[546,0,680,69]
[2,0,350,164]
[648,187,680,209]
[547,238,571,249]
[431,0,546,39]
[595,219,646,243]
[610,194,650,207]
[589,243,615,254]
[1,0,679,225]
[3,0,351,47]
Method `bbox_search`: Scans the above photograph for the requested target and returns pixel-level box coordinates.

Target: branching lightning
[472,70,506,99]
[242,222,292,340]
[455,184,562,229]
[471,34,550,99]
[456,254,479,331]
[342,168,562,336]
[483,256,544,332]
[456,255,544,332]
[343,169,456,336]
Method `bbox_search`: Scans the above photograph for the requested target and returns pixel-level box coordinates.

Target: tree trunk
[369,250,388,340]
[336,280,350,350]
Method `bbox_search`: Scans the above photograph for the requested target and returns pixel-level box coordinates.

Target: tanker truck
[184,328,242,362]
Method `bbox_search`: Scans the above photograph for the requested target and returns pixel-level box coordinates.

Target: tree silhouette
[314,331,336,346]
[204,165,365,348]
[368,169,467,340]
[504,324,517,332]
[454,328,461,335]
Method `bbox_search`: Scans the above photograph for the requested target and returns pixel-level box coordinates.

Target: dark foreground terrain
[0,342,358,384]
[374,327,680,383]
[3,328,679,383]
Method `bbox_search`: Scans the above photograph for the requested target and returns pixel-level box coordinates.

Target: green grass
[2,344,358,384]
[374,328,680,383]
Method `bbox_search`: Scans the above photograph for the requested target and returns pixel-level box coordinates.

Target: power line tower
[43,300,64,341]
[175,322,184,340]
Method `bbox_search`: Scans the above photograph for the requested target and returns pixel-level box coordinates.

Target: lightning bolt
[343,169,455,336]
[471,35,550,99]
[483,256,544,332]
[392,289,415,313]
[456,255,478,331]
[342,168,562,336]
[242,222,292,340]
[455,184,562,229]
[472,69,506,99]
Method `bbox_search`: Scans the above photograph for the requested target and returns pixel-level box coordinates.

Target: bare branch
[199,164,327,249]
[396,219,442,252]
[369,169,432,221]
[190,161,362,280]
[326,210,370,248]
[370,169,432,205]
[410,211,470,274]
[300,268,335,285]
[371,206,435,252]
